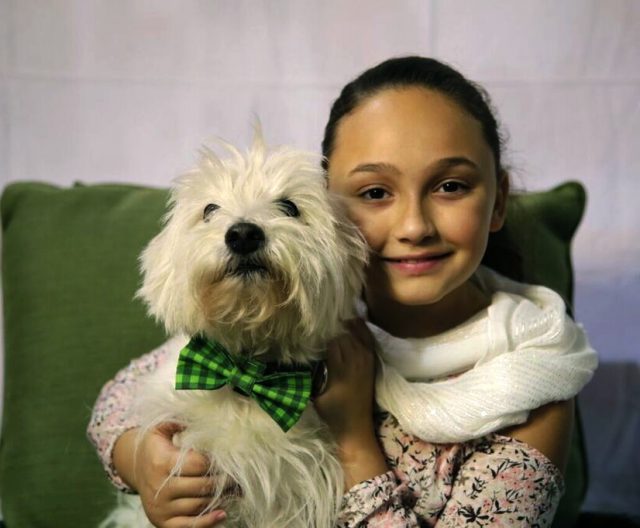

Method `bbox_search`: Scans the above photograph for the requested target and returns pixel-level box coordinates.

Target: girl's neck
[365,279,490,339]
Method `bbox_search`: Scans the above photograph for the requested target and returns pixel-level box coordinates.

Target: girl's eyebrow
[430,156,480,173]
[348,162,400,177]
[348,157,479,177]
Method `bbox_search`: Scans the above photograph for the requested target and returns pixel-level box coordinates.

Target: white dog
[102,128,368,528]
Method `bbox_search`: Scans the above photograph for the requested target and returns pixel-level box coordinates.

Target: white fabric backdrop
[1,0,638,515]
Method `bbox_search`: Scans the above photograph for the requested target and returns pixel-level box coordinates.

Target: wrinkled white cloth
[365,266,598,443]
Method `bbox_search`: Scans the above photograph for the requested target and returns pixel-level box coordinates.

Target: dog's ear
[306,194,367,335]
[334,203,369,318]
[136,203,200,335]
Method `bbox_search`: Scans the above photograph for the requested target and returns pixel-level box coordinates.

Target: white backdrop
[1,0,639,516]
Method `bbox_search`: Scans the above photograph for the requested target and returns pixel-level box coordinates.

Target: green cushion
[0,182,169,527]
[0,180,586,527]
[484,181,586,314]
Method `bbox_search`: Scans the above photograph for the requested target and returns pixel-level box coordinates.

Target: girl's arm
[316,322,568,527]
[499,398,575,473]
[313,319,390,489]
[336,428,564,527]
[434,432,565,527]
[314,320,426,527]
[315,322,436,527]
[87,340,174,491]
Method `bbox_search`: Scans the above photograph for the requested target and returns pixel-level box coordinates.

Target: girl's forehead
[329,87,494,176]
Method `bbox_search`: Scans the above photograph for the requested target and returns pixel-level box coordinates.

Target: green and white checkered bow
[175,335,312,432]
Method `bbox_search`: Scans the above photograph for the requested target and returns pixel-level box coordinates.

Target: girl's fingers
[168,474,241,500]
[197,509,228,527]
[169,476,215,498]
[324,320,376,386]
[168,496,214,516]
[155,421,186,438]
[347,318,376,350]
[325,339,346,370]
[174,450,211,477]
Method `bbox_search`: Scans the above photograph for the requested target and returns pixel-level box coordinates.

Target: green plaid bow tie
[175,336,312,432]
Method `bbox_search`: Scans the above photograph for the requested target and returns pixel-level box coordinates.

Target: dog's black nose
[225,222,265,255]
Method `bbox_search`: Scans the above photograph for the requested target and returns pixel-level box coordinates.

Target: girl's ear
[490,170,510,232]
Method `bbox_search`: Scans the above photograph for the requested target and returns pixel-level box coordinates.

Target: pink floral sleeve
[338,470,425,526]
[337,414,565,527]
[435,435,564,526]
[86,338,176,492]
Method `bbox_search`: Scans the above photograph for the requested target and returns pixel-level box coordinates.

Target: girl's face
[328,87,507,328]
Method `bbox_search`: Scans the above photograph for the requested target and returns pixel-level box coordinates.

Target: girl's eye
[437,181,468,194]
[277,199,299,217]
[360,187,389,200]
[203,203,220,221]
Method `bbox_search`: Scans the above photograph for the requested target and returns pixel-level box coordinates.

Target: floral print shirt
[87,339,564,527]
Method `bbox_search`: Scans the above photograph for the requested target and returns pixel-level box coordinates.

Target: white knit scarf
[365,266,598,443]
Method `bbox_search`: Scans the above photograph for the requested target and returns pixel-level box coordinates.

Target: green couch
[0,180,588,527]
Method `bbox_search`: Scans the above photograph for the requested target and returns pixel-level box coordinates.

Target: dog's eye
[277,199,299,218]
[203,203,220,221]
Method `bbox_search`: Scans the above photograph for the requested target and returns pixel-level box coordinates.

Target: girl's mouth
[383,252,452,274]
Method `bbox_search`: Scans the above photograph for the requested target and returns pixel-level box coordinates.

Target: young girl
[88,56,597,527]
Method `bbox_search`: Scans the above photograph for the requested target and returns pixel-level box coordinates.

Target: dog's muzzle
[231,259,268,276]
[225,222,269,276]
[225,222,265,255]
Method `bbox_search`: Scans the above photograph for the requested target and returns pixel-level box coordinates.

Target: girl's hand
[313,319,389,488]
[314,319,376,441]
[113,423,227,528]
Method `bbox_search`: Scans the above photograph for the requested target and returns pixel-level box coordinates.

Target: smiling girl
[89,56,597,527]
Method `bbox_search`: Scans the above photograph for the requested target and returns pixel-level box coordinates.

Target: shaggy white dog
[102,128,368,528]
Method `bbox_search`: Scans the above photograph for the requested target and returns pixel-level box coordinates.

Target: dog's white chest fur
[105,341,344,528]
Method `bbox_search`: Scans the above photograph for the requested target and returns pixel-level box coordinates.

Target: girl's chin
[366,260,481,308]
[365,273,471,310]
[369,287,450,309]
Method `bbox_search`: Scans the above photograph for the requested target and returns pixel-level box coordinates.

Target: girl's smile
[382,251,453,275]
[328,86,508,337]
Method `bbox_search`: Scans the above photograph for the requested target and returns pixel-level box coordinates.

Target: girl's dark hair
[321,56,504,177]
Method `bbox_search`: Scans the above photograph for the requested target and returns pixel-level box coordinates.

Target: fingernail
[215,511,227,521]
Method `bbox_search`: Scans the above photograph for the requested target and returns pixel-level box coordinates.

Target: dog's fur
[102,129,368,528]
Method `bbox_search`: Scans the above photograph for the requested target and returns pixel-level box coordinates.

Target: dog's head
[138,129,367,362]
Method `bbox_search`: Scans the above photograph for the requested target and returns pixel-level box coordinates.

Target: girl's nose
[393,196,435,244]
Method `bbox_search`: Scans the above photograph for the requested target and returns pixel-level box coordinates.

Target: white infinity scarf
[365,266,598,443]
